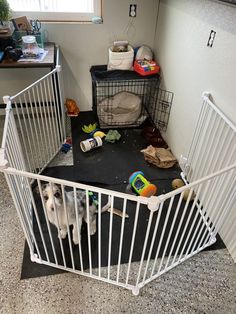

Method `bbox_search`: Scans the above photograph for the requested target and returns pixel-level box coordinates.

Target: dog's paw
[89,224,97,236]
[73,236,80,245]
[59,229,67,239]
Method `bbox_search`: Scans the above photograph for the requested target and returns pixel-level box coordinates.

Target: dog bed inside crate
[97,91,142,126]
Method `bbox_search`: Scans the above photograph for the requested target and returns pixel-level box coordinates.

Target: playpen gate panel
[183,93,236,182]
[2,67,65,174]
[3,164,235,294]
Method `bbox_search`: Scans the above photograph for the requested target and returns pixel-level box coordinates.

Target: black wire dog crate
[90,66,173,131]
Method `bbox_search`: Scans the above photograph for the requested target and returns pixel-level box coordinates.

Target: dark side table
[0,43,56,70]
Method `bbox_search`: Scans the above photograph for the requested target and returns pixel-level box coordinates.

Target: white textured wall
[154,0,236,262]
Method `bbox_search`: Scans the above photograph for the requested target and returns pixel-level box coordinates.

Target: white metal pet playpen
[0,62,235,295]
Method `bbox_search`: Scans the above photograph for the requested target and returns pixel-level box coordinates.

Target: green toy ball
[172,178,195,201]
[171,178,185,189]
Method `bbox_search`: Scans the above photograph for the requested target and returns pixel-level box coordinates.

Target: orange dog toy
[65,98,80,117]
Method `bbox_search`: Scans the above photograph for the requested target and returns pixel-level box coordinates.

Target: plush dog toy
[65,98,80,116]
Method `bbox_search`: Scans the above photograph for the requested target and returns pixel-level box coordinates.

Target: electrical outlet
[129,4,137,17]
[207,30,216,47]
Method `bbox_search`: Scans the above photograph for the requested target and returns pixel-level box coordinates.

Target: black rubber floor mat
[71,112,181,185]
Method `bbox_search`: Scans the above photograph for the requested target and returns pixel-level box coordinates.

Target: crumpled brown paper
[141,145,177,168]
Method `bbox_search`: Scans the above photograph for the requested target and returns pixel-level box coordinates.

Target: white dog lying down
[40,183,126,244]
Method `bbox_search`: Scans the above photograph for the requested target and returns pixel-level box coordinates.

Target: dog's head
[35,182,95,216]
[41,183,63,213]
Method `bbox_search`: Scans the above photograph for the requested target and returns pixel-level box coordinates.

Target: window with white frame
[8,0,102,22]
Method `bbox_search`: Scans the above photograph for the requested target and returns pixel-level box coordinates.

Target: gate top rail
[9,66,60,101]
[2,163,236,209]
[1,166,149,202]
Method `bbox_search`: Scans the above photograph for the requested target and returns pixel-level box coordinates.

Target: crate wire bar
[148,88,174,131]
[0,68,236,295]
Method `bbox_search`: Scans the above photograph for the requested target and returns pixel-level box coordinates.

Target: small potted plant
[0,0,12,35]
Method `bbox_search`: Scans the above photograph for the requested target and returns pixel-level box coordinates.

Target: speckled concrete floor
[0,117,236,314]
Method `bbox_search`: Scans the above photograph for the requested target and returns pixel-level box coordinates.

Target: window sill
[41,19,103,24]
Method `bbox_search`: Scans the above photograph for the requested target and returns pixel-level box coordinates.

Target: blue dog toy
[61,143,71,153]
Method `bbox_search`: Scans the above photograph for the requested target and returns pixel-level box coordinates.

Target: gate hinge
[179,154,191,182]
[30,253,42,263]
[147,195,166,212]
